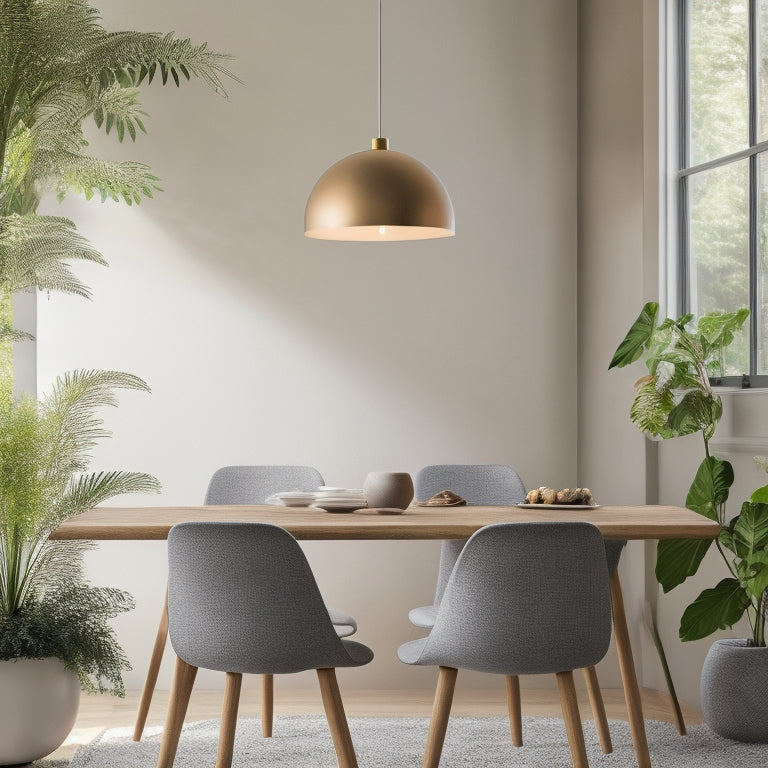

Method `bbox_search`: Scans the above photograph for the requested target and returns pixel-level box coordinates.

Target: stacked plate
[313,487,367,514]
[274,491,317,507]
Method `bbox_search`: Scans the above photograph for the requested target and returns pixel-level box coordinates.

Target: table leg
[133,588,169,741]
[611,570,651,768]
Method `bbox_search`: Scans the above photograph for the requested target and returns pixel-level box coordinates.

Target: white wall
[37,0,579,690]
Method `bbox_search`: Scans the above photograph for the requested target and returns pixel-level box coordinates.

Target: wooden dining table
[51,503,720,768]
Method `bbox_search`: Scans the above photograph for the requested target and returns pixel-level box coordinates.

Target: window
[674,0,768,386]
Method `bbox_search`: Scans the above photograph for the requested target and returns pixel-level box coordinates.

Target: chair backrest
[421,522,613,676]
[415,464,526,506]
[416,464,527,605]
[167,522,352,675]
[204,465,323,505]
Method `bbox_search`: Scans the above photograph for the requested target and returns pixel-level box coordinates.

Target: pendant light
[304,0,454,241]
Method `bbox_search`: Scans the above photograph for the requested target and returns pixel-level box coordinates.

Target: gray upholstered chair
[134,465,357,742]
[409,464,527,629]
[399,522,613,768]
[410,464,623,754]
[156,522,373,768]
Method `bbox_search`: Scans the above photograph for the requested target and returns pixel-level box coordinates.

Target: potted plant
[610,302,768,741]
[0,1,234,762]
[0,370,161,764]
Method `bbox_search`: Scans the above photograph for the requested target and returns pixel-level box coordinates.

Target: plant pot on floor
[701,638,768,742]
[0,657,80,765]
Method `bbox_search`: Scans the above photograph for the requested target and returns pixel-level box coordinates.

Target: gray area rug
[69,715,768,767]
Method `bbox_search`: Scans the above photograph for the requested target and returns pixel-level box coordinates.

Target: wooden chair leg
[155,656,197,768]
[423,666,458,768]
[317,668,359,768]
[505,674,523,747]
[134,588,169,741]
[556,670,589,768]
[215,672,242,768]
[582,666,612,754]
[261,674,274,738]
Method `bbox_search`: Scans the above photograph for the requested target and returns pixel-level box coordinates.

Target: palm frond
[0,213,106,296]
[55,154,161,205]
[82,31,236,98]
[93,82,148,142]
[41,370,151,475]
[0,322,33,343]
[58,471,161,520]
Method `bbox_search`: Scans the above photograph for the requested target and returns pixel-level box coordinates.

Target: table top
[49,504,720,541]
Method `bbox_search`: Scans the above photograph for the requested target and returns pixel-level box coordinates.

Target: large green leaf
[697,309,750,351]
[679,578,751,641]
[656,537,713,592]
[686,456,734,520]
[744,552,768,599]
[751,484,768,503]
[732,502,768,559]
[667,390,721,438]
[609,302,659,369]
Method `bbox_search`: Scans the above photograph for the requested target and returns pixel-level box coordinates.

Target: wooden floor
[49,686,704,761]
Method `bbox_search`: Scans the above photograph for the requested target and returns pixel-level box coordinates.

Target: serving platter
[517,503,601,510]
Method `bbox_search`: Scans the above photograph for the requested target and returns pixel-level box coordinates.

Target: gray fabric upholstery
[410,464,627,630]
[205,465,357,637]
[416,464,527,506]
[167,522,373,675]
[204,465,324,505]
[398,522,612,675]
[410,464,526,625]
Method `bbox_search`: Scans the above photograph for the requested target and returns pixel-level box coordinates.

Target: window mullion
[679,0,690,314]
[749,0,758,375]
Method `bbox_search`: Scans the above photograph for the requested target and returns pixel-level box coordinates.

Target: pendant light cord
[378,0,382,138]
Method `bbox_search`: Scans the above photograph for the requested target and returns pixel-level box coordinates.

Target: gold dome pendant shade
[304,137,455,241]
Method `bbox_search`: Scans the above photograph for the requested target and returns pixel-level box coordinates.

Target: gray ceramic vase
[700,638,768,742]
[363,472,414,510]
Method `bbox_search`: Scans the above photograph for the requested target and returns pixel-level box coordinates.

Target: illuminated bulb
[379,226,387,235]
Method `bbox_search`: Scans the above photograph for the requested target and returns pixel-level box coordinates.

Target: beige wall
[39,0,757,706]
[36,0,579,690]
[579,0,768,710]
[577,0,651,687]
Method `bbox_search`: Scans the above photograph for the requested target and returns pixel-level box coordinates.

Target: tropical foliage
[0,0,234,343]
[610,301,768,647]
[0,370,160,693]
[0,0,230,692]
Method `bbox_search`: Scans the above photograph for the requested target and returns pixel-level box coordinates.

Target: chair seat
[397,637,430,665]
[408,605,438,628]
[338,639,375,667]
[329,608,357,638]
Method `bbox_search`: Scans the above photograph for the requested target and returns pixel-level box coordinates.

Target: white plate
[517,503,601,510]
[314,498,365,504]
[280,498,315,507]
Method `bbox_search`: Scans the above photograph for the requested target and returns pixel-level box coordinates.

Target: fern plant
[0,0,234,343]
[0,369,160,693]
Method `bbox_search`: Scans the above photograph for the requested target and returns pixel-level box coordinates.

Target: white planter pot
[700,638,768,742]
[0,657,80,765]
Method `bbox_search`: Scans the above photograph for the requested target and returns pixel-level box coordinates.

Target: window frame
[673,0,768,388]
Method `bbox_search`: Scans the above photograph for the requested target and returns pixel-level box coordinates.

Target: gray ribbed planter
[700,638,768,742]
